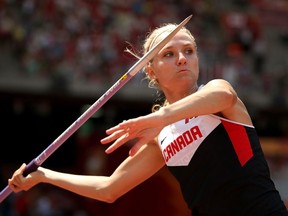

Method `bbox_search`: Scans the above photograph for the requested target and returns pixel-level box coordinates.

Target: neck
[164,83,198,104]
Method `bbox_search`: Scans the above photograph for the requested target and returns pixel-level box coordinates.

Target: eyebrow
[161,43,194,51]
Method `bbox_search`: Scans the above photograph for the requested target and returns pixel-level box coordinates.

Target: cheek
[153,63,173,81]
[194,62,199,73]
[157,58,175,71]
[191,57,199,73]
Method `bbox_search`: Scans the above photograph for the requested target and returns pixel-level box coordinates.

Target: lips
[178,69,190,73]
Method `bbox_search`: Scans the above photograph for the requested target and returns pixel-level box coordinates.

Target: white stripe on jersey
[157,115,221,166]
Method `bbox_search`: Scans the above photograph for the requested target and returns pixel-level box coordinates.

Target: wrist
[37,167,48,183]
[156,106,170,128]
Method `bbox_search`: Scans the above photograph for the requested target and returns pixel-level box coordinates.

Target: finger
[101,129,126,144]
[19,163,27,175]
[14,163,26,177]
[106,120,132,135]
[9,163,26,187]
[8,181,22,193]
[105,133,130,154]
[105,124,122,135]
[8,177,22,192]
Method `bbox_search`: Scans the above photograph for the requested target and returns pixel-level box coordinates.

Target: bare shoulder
[208,79,254,126]
[223,97,254,126]
[198,79,253,126]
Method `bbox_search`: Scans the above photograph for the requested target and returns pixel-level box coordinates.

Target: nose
[177,52,187,66]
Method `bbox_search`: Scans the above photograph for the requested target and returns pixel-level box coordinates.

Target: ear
[146,65,156,80]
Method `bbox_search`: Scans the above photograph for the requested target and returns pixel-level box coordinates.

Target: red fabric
[222,120,253,166]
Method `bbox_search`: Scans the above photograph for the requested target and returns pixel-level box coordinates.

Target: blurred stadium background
[0,0,287,215]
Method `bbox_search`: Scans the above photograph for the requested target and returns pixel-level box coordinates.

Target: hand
[8,163,40,192]
[101,113,164,156]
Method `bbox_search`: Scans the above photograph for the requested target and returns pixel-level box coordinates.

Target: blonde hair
[125,23,196,112]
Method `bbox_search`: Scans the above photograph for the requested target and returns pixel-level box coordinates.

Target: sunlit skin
[146,31,199,104]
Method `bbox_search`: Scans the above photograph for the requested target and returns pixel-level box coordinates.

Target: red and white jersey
[157,114,253,167]
[157,114,287,215]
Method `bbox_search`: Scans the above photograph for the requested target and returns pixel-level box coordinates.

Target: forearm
[37,167,113,202]
[158,79,237,126]
[37,143,164,203]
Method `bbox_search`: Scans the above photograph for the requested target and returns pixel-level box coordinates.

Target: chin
[180,76,196,84]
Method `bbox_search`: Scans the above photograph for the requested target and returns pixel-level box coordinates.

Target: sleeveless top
[157,114,287,216]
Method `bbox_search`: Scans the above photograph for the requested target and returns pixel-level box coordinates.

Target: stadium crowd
[0,0,287,106]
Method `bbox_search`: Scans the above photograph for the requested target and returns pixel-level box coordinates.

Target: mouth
[178,69,190,73]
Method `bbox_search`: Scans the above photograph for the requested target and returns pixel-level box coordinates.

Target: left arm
[8,142,165,203]
[158,79,252,126]
[102,79,252,154]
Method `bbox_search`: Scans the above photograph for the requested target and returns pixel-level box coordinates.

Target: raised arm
[101,79,253,154]
[8,142,165,203]
[157,79,252,126]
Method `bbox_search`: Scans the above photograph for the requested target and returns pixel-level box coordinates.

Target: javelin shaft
[0,15,192,203]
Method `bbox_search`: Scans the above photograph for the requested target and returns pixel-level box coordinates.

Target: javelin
[0,15,192,203]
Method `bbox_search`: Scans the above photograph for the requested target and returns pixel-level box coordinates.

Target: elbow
[212,79,238,107]
[94,187,122,203]
[91,177,131,203]
[225,88,238,107]
[102,193,120,203]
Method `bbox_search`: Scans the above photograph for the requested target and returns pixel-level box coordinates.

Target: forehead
[154,30,195,49]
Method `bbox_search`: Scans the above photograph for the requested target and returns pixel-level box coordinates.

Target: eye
[185,48,194,55]
[163,51,173,57]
